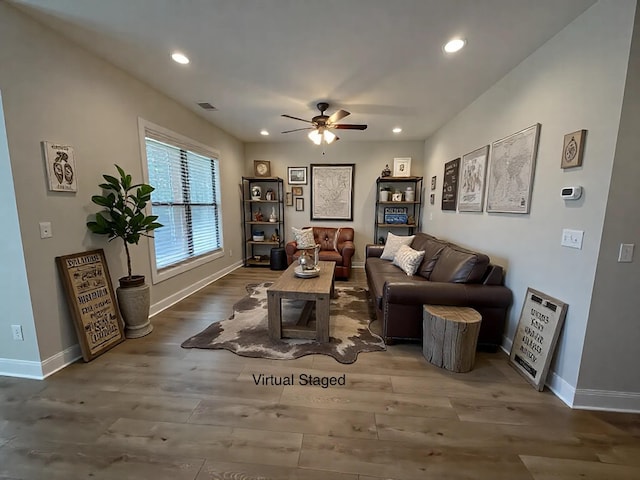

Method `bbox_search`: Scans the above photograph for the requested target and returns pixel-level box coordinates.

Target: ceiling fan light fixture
[324,129,336,144]
[443,38,466,54]
[308,130,322,145]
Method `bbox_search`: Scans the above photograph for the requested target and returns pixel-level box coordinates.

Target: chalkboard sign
[56,249,124,361]
[509,288,568,391]
[441,158,460,211]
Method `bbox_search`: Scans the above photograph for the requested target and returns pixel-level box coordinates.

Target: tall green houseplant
[87,164,163,281]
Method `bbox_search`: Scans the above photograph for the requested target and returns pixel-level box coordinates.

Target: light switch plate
[618,243,635,263]
[561,229,584,249]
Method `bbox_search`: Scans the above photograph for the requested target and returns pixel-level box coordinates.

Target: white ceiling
[10,0,596,143]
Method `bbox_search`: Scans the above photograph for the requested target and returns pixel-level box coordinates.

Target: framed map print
[458,145,489,212]
[310,164,355,221]
[486,124,541,214]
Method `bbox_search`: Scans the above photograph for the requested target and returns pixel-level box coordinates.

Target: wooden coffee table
[267,260,336,343]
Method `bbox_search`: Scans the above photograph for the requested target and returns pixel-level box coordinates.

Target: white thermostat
[561,186,582,200]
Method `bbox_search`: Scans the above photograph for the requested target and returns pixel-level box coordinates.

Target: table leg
[315,294,330,343]
[267,291,282,340]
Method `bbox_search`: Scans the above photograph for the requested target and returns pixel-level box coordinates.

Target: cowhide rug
[181,282,385,364]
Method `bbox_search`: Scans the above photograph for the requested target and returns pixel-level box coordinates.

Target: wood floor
[1,267,639,479]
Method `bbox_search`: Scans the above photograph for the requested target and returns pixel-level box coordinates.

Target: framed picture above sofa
[310,163,355,221]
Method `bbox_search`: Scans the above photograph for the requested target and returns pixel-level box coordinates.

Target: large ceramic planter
[116,275,152,338]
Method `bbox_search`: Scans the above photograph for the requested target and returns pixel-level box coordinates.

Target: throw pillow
[332,227,342,252]
[291,227,315,249]
[392,245,426,276]
[380,232,415,261]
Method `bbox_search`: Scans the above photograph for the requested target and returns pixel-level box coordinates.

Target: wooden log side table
[422,305,482,373]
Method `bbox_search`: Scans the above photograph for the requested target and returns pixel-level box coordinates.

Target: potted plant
[87,164,163,338]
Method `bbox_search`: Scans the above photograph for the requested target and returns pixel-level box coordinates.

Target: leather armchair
[285,227,355,279]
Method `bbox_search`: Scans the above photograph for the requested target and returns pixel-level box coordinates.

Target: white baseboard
[500,335,576,408]
[0,357,44,379]
[573,388,640,413]
[41,344,82,378]
[0,344,82,380]
[149,260,243,317]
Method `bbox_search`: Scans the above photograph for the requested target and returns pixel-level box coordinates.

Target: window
[139,120,223,283]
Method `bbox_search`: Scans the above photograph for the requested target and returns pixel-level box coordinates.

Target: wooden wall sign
[56,249,124,361]
[441,157,460,211]
[509,288,568,391]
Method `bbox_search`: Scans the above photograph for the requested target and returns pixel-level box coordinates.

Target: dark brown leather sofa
[365,232,512,351]
[285,227,355,279]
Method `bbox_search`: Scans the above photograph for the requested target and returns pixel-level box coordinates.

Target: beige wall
[0,3,244,371]
[577,2,640,410]
[422,0,636,406]
[245,140,425,264]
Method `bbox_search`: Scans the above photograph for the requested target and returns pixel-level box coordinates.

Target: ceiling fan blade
[281,127,314,134]
[281,114,312,123]
[328,109,350,124]
[333,124,368,130]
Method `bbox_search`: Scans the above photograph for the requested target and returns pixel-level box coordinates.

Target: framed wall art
[295,197,304,211]
[393,157,411,177]
[310,163,355,221]
[55,249,124,362]
[42,141,77,192]
[458,145,489,212]
[253,160,271,177]
[509,288,568,391]
[292,186,303,196]
[430,175,437,190]
[561,129,587,169]
[286,192,293,206]
[288,166,307,184]
[441,158,460,211]
[486,123,541,214]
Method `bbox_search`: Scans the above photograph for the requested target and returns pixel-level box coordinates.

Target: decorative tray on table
[294,265,320,278]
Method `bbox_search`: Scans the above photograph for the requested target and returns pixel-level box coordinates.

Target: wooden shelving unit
[374,176,423,244]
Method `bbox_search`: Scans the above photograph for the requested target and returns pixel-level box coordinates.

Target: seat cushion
[429,245,490,283]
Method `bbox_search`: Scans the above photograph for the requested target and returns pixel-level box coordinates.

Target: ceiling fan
[281,102,367,144]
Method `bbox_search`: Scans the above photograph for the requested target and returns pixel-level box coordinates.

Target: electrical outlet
[11,324,23,341]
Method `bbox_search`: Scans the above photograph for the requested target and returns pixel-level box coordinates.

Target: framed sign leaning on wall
[56,249,124,361]
[509,288,568,391]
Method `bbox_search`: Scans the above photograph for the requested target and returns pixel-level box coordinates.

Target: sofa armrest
[339,240,355,265]
[285,241,298,256]
[384,281,512,308]
[366,244,384,258]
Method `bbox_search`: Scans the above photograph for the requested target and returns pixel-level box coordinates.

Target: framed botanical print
[253,160,271,177]
[561,130,586,169]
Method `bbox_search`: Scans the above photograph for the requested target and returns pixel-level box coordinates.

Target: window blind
[145,137,221,269]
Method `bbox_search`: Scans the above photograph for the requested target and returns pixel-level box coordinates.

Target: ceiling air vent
[197,102,217,111]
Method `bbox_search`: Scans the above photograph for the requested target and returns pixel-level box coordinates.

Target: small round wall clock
[254,160,271,177]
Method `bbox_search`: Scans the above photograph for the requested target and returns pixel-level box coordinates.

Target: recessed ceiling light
[443,38,466,54]
[260,130,269,136]
[392,127,402,134]
[171,52,190,64]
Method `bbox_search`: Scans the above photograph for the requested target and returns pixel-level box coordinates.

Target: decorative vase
[269,207,277,222]
[379,190,390,202]
[116,275,152,338]
[405,186,415,202]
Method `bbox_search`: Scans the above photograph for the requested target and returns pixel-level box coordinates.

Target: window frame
[138,118,224,284]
